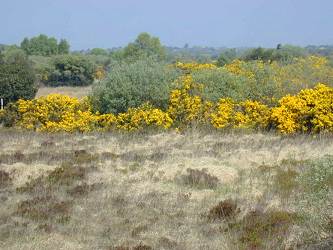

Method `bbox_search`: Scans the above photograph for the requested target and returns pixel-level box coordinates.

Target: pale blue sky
[1,0,333,49]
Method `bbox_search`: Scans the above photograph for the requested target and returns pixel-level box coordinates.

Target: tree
[217,49,237,66]
[243,47,274,62]
[58,39,70,54]
[123,32,166,61]
[20,38,30,53]
[46,55,96,86]
[90,48,108,56]
[2,46,29,65]
[0,60,36,105]
[20,35,70,56]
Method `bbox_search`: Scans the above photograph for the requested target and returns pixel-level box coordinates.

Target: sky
[1,0,333,50]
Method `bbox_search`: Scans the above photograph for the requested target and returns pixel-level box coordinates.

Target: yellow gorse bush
[1,61,333,134]
[16,94,99,132]
[116,103,173,131]
[167,75,213,127]
[223,59,257,79]
[210,99,271,129]
[271,83,333,133]
[8,94,173,132]
[175,62,217,71]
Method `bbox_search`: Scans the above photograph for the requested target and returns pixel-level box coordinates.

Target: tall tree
[123,32,166,61]
[20,35,70,56]
[58,39,70,54]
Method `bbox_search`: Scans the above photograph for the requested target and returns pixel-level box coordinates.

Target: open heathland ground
[0,129,332,250]
[36,86,92,99]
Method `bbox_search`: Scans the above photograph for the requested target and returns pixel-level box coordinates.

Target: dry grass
[36,86,92,98]
[0,129,332,249]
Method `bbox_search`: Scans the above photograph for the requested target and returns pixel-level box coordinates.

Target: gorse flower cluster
[271,84,333,133]
[1,58,333,134]
[175,62,217,72]
[14,95,98,132]
[167,75,213,127]
[1,95,173,132]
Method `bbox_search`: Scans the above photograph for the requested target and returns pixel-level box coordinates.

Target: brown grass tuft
[177,168,219,189]
[15,195,71,222]
[0,170,12,188]
[207,199,238,221]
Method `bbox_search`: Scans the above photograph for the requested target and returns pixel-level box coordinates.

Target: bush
[91,59,180,114]
[192,68,249,102]
[0,62,36,105]
[45,55,96,86]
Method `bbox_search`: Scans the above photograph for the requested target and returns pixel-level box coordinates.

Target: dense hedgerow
[1,78,333,134]
[1,58,333,134]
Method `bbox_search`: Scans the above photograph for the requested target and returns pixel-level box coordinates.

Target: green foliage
[192,68,249,102]
[45,55,96,86]
[1,46,29,65]
[91,59,180,114]
[243,47,276,62]
[20,34,70,56]
[243,45,307,63]
[217,49,237,66]
[29,55,53,83]
[297,155,333,199]
[89,48,108,56]
[58,39,70,54]
[275,44,307,62]
[123,32,166,62]
[0,61,36,105]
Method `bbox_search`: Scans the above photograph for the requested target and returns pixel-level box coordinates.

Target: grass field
[0,129,332,249]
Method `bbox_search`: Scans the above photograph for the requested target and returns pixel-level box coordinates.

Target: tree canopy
[122,32,166,61]
[20,34,70,56]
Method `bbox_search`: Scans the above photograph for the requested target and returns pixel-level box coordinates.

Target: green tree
[244,47,275,62]
[58,39,70,54]
[20,38,30,53]
[90,48,108,56]
[20,35,70,56]
[2,46,29,65]
[0,60,36,105]
[123,32,166,61]
[217,49,237,66]
[46,55,96,86]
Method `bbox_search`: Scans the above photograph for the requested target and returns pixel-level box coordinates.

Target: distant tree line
[21,34,70,56]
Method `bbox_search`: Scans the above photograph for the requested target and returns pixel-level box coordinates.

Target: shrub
[207,199,238,221]
[7,94,99,132]
[192,68,249,102]
[0,62,37,105]
[45,55,96,86]
[91,59,180,114]
[228,209,298,249]
[271,83,333,133]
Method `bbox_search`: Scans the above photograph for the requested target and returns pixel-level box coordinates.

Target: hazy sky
[1,0,333,49]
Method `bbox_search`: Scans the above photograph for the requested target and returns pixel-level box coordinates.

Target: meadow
[1,34,333,249]
[0,129,332,250]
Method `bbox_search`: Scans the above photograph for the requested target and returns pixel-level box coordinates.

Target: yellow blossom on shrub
[175,62,217,72]
[223,59,256,79]
[167,75,209,127]
[117,103,173,131]
[210,98,235,129]
[234,100,271,129]
[15,94,99,132]
[271,83,333,133]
